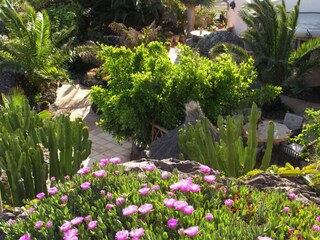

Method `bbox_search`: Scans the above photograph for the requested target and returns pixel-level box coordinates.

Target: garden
[0,0,320,239]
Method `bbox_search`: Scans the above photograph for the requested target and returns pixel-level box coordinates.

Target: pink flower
[114,170,119,175]
[283,207,290,212]
[88,221,97,230]
[28,208,34,213]
[184,226,199,237]
[167,218,178,229]
[205,213,213,221]
[199,165,211,173]
[224,199,234,207]
[122,205,138,216]
[50,176,56,181]
[48,187,58,195]
[138,204,153,214]
[168,192,174,197]
[46,221,53,228]
[84,215,91,222]
[145,164,156,171]
[107,193,113,199]
[152,185,160,191]
[116,197,125,206]
[115,230,129,240]
[170,179,200,193]
[317,216,320,221]
[257,237,273,240]
[35,221,43,229]
[174,200,188,211]
[313,225,320,232]
[19,234,31,240]
[161,171,169,179]
[204,175,216,183]
[81,182,91,190]
[130,228,145,238]
[100,190,105,195]
[36,192,45,200]
[100,158,109,166]
[93,170,106,178]
[71,217,84,225]
[65,175,70,180]
[164,198,176,208]
[105,204,115,209]
[77,167,91,175]
[64,229,78,240]
[139,187,150,195]
[183,205,194,215]
[110,157,121,164]
[189,183,201,193]
[288,193,296,199]
[60,222,72,232]
[61,195,68,202]
[8,219,15,226]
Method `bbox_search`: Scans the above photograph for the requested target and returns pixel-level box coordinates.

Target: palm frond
[290,38,320,64]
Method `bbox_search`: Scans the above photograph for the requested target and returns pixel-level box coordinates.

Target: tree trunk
[186,4,196,38]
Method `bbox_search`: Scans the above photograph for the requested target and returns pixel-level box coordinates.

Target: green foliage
[0,0,72,98]
[91,42,257,146]
[1,161,320,239]
[239,0,320,86]
[295,108,320,161]
[209,43,250,64]
[0,92,91,206]
[180,0,216,7]
[179,103,275,177]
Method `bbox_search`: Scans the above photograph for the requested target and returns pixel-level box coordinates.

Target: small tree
[180,0,216,37]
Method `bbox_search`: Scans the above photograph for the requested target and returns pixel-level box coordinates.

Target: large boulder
[192,30,244,58]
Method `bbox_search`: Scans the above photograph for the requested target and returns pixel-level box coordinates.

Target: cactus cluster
[179,103,275,177]
[0,94,91,206]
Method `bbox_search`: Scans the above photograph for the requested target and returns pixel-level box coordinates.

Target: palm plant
[180,0,216,37]
[239,0,320,86]
[0,0,72,99]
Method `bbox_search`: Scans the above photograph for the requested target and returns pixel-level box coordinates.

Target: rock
[192,30,244,58]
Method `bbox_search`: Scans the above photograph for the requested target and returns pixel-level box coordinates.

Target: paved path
[52,83,132,167]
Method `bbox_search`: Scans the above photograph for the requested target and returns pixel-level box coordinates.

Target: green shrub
[91,42,258,146]
[1,159,319,239]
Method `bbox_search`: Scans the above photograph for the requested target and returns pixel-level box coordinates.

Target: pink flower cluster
[115,227,144,240]
[170,178,200,193]
[164,198,194,215]
[122,203,153,216]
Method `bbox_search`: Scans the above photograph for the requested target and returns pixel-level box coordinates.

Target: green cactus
[179,103,275,177]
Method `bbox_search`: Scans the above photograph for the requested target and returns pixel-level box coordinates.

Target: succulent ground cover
[1,158,320,240]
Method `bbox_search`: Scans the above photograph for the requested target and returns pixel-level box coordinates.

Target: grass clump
[1,158,320,239]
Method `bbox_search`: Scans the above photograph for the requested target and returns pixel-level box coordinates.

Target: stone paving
[52,83,132,167]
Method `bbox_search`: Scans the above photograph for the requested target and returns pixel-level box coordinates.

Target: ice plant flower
[19,234,31,240]
[48,187,58,195]
[313,225,320,232]
[8,219,15,226]
[183,205,194,215]
[167,219,178,229]
[130,228,145,238]
[138,204,153,214]
[50,176,56,181]
[100,158,109,166]
[65,175,70,180]
[46,221,53,228]
[184,226,199,237]
[164,198,176,208]
[106,204,115,209]
[224,199,234,207]
[60,222,72,232]
[61,195,68,202]
[206,213,213,221]
[115,230,129,240]
[122,205,138,216]
[107,193,113,199]
[88,221,97,230]
[84,215,91,222]
[162,171,169,179]
[145,163,156,171]
[64,229,78,240]
[28,208,34,213]
[93,170,106,178]
[116,197,125,206]
[257,237,273,240]
[204,175,216,183]
[288,193,296,199]
[170,179,200,193]
[35,221,43,229]
[110,157,121,164]
[81,182,91,190]
[71,217,84,225]
[199,165,211,173]
[114,170,119,175]
[77,167,91,175]
[139,187,150,195]
[36,192,45,200]
[283,207,290,212]
[316,216,320,221]
[174,200,188,211]
[152,185,160,191]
